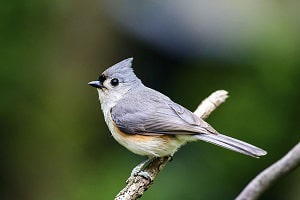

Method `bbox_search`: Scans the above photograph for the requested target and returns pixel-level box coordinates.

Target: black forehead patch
[98,74,106,84]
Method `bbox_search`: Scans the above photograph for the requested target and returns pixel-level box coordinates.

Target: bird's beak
[88,80,103,89]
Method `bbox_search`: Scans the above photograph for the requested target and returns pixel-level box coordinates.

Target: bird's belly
[107,121,181,157]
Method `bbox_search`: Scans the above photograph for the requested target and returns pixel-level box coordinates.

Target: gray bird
[88,58,267,173]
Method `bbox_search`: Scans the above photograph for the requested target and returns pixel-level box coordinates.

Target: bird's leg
[130,157,156,180]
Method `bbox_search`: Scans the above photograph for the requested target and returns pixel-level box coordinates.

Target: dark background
[1,1,299,199]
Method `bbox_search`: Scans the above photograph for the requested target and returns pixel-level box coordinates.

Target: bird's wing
[111,96,217,136]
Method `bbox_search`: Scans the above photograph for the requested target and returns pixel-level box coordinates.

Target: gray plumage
[103,58,142,86]
[89,58,267,158]
[111,86,217,135]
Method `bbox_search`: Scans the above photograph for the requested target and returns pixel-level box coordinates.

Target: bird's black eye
[110,78,119,86]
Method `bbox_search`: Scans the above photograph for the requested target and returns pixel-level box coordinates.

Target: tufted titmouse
[88,58,266,164]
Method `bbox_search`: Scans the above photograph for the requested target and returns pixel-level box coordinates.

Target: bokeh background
[1,1,300,199]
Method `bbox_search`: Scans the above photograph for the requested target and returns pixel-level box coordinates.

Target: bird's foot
[128,157,156,181]
[130,158,150,177]
[135,171,151,180]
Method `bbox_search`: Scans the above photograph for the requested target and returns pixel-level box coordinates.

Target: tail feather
[195,133,267,158]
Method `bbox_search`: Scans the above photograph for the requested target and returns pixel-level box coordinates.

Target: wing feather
[111,88,218,136]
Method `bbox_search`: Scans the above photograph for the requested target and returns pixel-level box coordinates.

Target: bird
[88,58,267,174]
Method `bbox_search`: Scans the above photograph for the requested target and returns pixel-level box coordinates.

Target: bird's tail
[194,133,267,158]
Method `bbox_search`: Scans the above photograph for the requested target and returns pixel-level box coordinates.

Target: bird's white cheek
[97,89,104,101]
[96,89,112,114]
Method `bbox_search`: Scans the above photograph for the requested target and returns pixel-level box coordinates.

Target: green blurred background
[1,1,299,199]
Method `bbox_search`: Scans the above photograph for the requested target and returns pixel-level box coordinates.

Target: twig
[236,142,300,200]
[194,90,229,119]
[115,90,229,200]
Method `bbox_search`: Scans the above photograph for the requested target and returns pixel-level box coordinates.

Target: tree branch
[115,90,229,200]
[236,142,300,200]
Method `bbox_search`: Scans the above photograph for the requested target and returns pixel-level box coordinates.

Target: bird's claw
[130,161,147,177]
[136,171,151,180]
[128,158,155,182]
